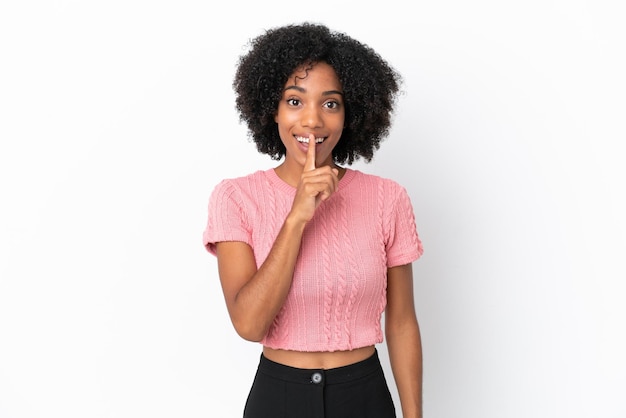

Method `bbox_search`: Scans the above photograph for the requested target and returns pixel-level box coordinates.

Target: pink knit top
[203,168,423,352]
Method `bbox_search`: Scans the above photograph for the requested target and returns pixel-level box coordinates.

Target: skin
[215,61,423,418]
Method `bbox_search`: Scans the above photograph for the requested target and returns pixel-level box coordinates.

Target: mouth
[295,135,326,144]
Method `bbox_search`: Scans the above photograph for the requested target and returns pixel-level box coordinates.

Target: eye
[286,98,301,106]
[324,100,341,110]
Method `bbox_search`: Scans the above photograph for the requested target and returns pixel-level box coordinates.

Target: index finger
[304,133,316,172]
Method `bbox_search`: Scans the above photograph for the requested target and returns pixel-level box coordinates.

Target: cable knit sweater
[203,168,423,352]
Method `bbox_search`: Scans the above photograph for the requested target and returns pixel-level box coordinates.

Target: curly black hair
[233,22,402,165]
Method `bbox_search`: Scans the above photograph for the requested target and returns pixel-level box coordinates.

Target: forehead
[286,62,342,89]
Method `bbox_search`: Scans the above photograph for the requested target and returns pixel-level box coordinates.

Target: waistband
[257,349,382,385]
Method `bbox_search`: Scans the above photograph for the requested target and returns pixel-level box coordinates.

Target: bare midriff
[262,345,376,369]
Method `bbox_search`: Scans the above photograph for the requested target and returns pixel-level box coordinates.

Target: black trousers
[243,349,396,418]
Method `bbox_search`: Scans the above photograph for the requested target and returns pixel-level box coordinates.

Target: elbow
[236,328,266,343]
[231,317,269,342]
[226,297,273,342]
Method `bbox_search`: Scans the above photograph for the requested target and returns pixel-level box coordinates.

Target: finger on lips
[305,133,316,172]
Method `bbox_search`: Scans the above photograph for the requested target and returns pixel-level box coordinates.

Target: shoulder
[211,170,268,194]
[207,171,272,213]
[347,171,416,219]
[348,170,407,196]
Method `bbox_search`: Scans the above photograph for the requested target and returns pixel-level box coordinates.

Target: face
[275,61,345,169]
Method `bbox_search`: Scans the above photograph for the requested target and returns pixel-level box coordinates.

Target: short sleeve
[202,180,252,256]
[385,184,424,267]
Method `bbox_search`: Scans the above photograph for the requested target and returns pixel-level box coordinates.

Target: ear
[274,111,278,123]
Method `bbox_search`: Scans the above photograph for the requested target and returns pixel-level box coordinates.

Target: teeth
[296,136,325,144]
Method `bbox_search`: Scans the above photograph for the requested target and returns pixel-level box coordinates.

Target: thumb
[304,133,316,172]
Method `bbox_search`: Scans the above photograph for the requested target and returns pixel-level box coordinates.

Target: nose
[301,105,323,128]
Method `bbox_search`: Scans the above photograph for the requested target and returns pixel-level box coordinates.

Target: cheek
[276,124,294,146]
[275,110,297,128]
[333,117,345,133]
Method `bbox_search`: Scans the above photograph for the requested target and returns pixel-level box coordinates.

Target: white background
[1,1,624,417]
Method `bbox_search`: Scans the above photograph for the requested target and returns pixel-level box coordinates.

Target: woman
[203,22,424,418]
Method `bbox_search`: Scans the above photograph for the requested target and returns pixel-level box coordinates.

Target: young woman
[203,22,424,418]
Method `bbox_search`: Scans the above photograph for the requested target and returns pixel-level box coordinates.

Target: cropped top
[203,168,423,352]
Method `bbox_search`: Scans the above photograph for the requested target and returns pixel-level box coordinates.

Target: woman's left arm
[385,263,423,418]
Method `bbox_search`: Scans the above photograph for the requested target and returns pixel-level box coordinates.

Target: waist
[262,345,375,369]
[257,348,382,385]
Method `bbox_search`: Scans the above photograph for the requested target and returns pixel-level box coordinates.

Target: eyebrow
[283,85,344,96]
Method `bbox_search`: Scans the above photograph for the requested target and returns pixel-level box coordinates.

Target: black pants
[243,349,396,418]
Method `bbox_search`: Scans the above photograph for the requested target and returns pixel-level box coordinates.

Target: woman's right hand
[289,133,340,224]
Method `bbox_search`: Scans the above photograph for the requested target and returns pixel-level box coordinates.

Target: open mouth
[295,135,326,144]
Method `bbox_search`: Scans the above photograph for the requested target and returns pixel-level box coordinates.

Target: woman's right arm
[215,215,305,341]
[215,138,338,341]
